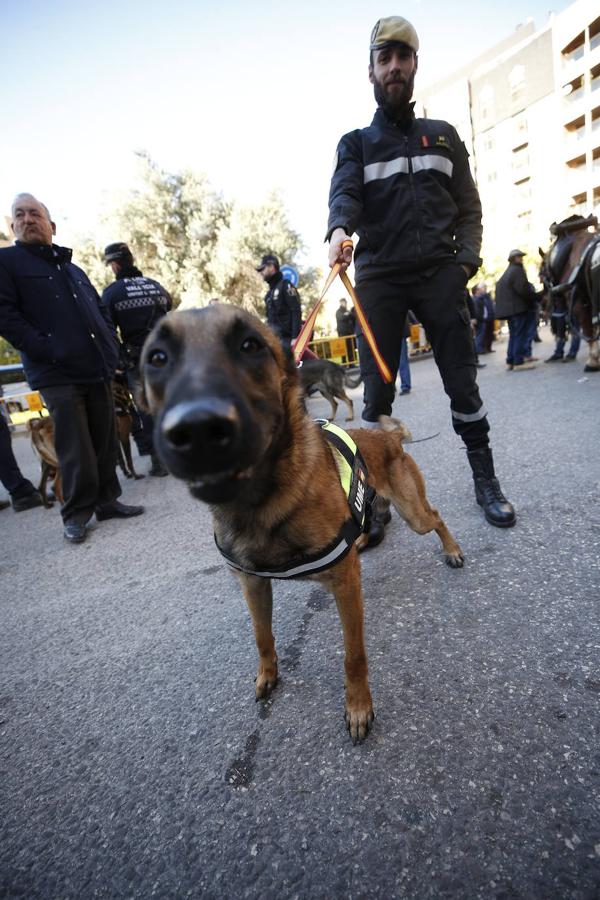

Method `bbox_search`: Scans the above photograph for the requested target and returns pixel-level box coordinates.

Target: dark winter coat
[0,242,119,389]
[101,268,172,358]
[327,105,482,282]
[264,272,301,341]
[336,305,356,337]
[494,263,535,319]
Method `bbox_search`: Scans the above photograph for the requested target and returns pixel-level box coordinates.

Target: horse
[538,214,600,372]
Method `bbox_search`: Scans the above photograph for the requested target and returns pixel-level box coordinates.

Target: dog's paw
[445,547,465,568]
[254,662,278,700]
[344,701,375,744]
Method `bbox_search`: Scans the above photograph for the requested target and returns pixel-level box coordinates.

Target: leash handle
[292,259,393,384]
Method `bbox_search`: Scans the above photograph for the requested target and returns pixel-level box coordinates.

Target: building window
[509,65,526,106]
[565,114,586,150]
[517,210,532,235]
[561,31,585,63]
[484,136,494,152]
[487,171,497,183]
[563,74,585,102]
[571,191,587,214]
[590,17,600,52]
[512,113,528,149]
[513,147,530,180]
[479,85,494,122]
[591,65,600,94]
[515,179,531,205]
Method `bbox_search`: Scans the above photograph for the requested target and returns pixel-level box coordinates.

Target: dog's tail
[378,415,413,443]
[344,369,363,388]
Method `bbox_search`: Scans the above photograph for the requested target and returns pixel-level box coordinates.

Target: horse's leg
[585,338,600,372]
[580,307,600,372]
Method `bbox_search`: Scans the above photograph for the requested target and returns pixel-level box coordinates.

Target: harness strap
[216,518,361,580]
[214,420,374,580]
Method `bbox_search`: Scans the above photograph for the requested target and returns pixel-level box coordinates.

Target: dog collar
[214,419,374,580]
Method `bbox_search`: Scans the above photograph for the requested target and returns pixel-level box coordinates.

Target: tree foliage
[73,154,322,317]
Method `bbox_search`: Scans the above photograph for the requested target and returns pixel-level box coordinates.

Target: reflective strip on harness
[214,420,373,580]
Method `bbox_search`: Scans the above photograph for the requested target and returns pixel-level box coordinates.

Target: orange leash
[292,252,393,384]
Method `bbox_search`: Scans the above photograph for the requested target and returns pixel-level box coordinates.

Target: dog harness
[215,420,374,579]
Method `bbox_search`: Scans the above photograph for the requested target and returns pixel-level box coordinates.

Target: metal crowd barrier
[308,326,432,367]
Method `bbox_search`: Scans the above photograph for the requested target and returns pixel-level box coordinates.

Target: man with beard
[326,16,515,546]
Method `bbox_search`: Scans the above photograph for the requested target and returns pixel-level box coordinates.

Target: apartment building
[417,0,600,272]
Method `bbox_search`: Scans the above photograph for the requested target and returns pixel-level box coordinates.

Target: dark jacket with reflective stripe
[0,242,119,389]
[327,106,483,281]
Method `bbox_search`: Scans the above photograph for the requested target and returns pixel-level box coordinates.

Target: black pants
[40,382,121,525]
[126,366,155,456]
[355,263,490,450]
[0,413,36,497]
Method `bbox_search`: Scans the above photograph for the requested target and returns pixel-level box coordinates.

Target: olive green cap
[370,16,419,53]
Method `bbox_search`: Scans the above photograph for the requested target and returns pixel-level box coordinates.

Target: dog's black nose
[161,399,240,467]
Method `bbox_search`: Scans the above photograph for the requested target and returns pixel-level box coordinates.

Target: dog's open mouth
[188,466,252,503]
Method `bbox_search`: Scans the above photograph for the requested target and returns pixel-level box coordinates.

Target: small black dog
[298,359,362,421]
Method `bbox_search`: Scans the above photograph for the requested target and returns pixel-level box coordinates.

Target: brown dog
[113,378,144,480]
[140,306,464,743]
[27,417,63,507]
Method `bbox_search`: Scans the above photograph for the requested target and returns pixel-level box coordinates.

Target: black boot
[467,448,516,528]
[359,495,392,552]
[148,451,168,477]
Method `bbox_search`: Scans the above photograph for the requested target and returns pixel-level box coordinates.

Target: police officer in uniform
[102,242,172,476]
[256,254,301,346]
[326,16,515,546]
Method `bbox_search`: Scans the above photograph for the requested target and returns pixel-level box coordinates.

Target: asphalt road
[1,326,599,899]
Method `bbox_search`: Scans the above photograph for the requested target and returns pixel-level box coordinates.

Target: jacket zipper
[404,134,423,261]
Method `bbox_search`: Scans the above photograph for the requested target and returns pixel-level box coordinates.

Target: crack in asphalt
[224,587,332,789]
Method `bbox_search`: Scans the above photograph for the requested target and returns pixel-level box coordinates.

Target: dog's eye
[240,337,263,354]
[148,349,168,368]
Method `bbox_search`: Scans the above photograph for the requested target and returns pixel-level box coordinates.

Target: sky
[0,0,573,268]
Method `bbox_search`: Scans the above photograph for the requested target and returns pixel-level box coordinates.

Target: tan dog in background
[140,306,464,743]
[27,417,63,507]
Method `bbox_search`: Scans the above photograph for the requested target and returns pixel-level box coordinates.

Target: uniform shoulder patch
[435,135,451,149]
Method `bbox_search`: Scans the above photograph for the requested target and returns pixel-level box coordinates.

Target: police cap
[256,254,280,272]
[104,242,133,264]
